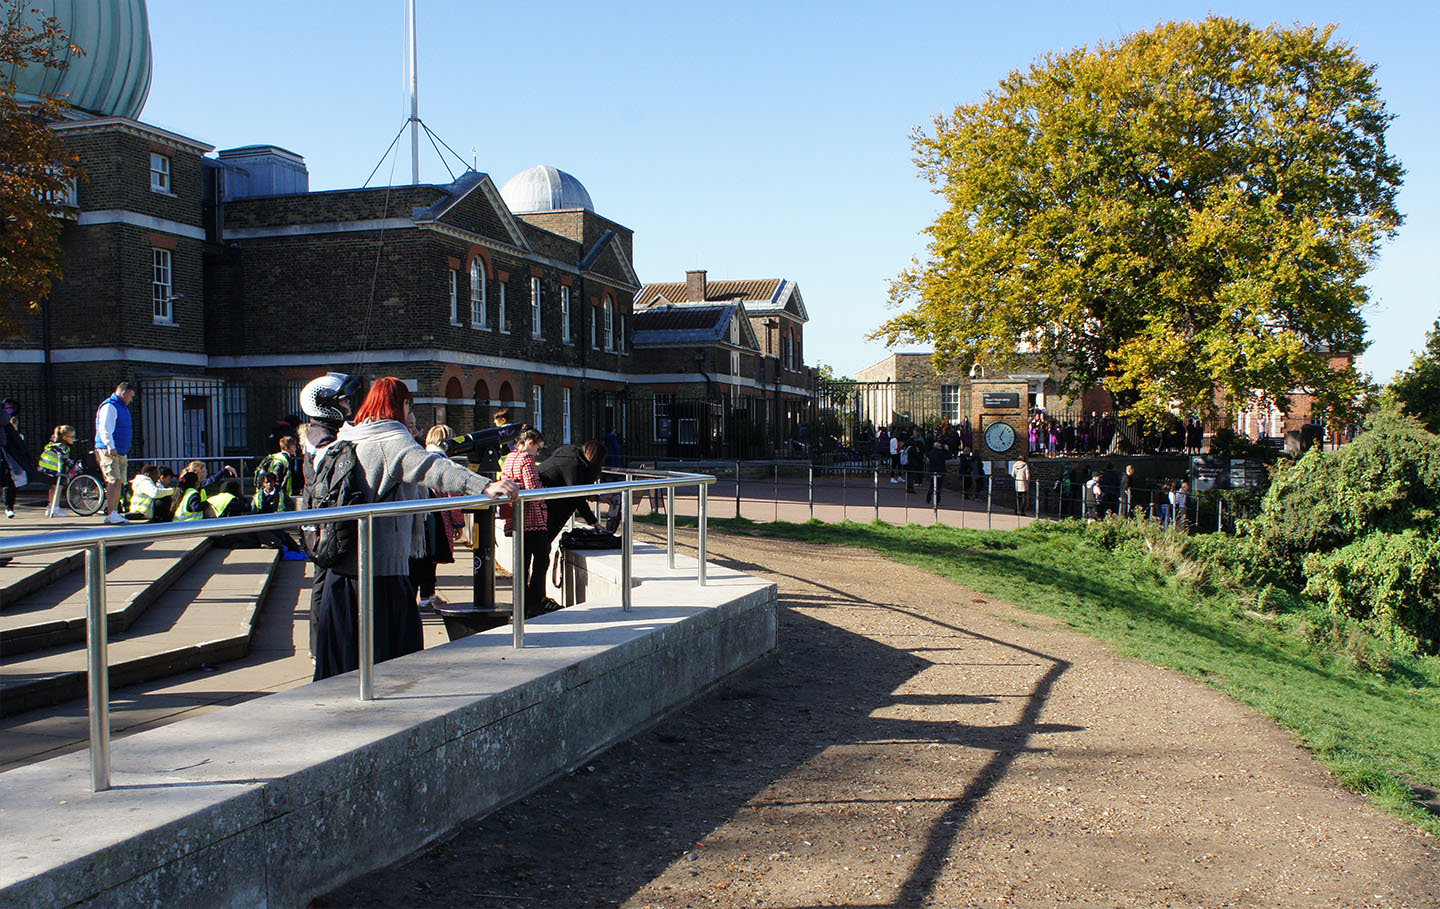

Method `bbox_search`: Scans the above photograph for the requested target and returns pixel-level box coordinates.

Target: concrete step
[0,547,280,717]
[0,511,140,608]
[0,537,212,657]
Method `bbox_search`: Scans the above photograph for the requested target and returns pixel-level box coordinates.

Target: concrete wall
[0,547,777,908]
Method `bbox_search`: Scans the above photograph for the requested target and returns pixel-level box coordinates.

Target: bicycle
[44,454,105,517]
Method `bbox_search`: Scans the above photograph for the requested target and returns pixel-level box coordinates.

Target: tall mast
[407,0,420,184]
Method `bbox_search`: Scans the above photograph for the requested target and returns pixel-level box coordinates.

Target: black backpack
[300,441,368,574]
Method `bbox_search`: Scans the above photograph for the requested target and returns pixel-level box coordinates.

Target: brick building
[852,352,1111,428]
[2,4,815,463]
[629,270,816,458]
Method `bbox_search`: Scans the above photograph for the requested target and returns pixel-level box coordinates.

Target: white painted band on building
[75,211,207,241]
[221,217,415,239]
[0,347,209,367]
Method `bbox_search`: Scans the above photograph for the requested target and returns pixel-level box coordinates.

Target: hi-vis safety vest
[251,488,290,513]
[128,478,158,520]
[206,492,240,519]
[174,489,205,521]
[38,442,67,475]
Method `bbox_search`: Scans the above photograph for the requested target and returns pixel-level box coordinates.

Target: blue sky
[140,0,1437,382]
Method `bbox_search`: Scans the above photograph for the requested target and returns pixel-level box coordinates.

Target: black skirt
[312,570,422,682]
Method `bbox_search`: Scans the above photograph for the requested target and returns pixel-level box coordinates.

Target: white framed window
[590,304,598,349]
[150,153,171,192]
[530,276,542,338]
[603,298,614,351]
[941,384,962,423]
[784,334,793,370]
[531,385,543,432]
[731,350,740,375]
[561,388,572,445]
[152,248,173,323]
[499,283,509,333]
[618,314,626,354]
[561,286,571,343]
[470,259,487,328]
[448,269,459,324]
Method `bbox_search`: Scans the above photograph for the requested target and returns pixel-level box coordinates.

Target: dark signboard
[982,392,1021,409]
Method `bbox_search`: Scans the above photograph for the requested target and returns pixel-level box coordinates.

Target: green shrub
[1304,530,1440,654]
[1248,409,1440,653]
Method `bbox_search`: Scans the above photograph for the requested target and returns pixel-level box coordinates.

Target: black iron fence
[586,388,812,462]
[0,378,300,469]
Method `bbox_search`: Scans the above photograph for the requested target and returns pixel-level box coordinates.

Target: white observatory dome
[499,165,594,213]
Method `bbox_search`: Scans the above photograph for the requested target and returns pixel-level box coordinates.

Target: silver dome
[499,165,594,213]
[2,0,153,120]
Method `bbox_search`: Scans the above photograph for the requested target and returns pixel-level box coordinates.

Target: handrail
[0,468,716,792]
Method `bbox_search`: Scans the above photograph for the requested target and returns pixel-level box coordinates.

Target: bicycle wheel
[67,475,104,517]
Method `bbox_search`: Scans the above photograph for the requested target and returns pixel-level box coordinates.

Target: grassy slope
[671,515,1440,837]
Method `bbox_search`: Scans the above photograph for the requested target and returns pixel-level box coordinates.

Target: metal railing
[0,468,716,792]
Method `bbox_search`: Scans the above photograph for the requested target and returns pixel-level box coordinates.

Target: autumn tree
[1,3,83,336]
[877,17,1403,423]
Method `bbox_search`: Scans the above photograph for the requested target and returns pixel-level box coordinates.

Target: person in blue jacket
[94,382,136,524]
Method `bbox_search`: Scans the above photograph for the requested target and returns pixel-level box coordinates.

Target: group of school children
[36,423,302,524]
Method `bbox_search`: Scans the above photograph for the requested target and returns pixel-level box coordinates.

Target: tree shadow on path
[317,547,1075,908]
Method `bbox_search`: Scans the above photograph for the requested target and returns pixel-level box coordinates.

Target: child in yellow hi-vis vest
[38,425,77,518]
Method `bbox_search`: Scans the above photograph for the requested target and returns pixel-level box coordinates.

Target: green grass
[646,513,1440,836]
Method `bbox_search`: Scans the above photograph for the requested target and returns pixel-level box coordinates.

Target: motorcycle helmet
[300,372,362,423]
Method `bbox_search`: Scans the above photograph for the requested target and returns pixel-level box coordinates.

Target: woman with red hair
[311,376,517,681]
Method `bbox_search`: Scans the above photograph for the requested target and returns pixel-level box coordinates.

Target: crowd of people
[3,376,633,684]
[1025,411,1206,456]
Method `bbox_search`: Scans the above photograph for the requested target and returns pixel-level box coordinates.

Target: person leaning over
[312,378,517,682]
[94,382,135,524]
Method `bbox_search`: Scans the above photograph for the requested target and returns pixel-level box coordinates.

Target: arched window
[470,259,487,327]
[603,298,614,351]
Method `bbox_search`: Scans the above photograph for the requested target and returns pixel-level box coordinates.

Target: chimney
[685,269,708,303]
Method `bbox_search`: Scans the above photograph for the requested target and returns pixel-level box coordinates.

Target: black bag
[300,441,368,573]
[558,527,620,551]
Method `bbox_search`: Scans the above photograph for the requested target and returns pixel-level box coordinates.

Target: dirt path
[320,530,1439,908]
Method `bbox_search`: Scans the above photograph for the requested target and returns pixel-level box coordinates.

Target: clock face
[985,421,1015,453]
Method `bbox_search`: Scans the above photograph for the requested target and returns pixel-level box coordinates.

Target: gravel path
[319,530,1439,908]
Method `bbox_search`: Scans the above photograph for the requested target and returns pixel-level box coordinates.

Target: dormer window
[150,153,171,192]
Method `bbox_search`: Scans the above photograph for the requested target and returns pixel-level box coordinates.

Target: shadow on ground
[317,550,1074,908]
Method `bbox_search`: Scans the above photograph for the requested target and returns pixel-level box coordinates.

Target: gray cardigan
[333,420,493,576]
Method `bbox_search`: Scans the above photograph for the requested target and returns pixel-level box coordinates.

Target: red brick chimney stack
[685,270,708,303]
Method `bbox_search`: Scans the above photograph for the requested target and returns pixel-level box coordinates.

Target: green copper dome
[3,0,152,120]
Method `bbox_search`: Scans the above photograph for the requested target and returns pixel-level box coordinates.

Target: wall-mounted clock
[984,420,1016,453]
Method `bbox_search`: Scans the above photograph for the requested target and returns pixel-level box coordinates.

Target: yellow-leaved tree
[878,17,1403,423]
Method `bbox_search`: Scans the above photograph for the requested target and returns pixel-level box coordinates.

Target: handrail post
[734,460,741,519]
[666,484,676,569]
[987,474,993,530]
[873,468,879,522]
[697,482,708,587]
[513,496,526,647]
[358,514,374,701]
[933,473,939,523]
[621,482,633,611]
[808,465,814,522]
[86,542,110,792]
[773,462,779,523]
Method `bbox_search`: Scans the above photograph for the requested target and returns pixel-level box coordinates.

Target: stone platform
[0,544,777,908]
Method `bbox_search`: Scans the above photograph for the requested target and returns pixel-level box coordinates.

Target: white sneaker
[104,512,129,525]
[4,509,13,518]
